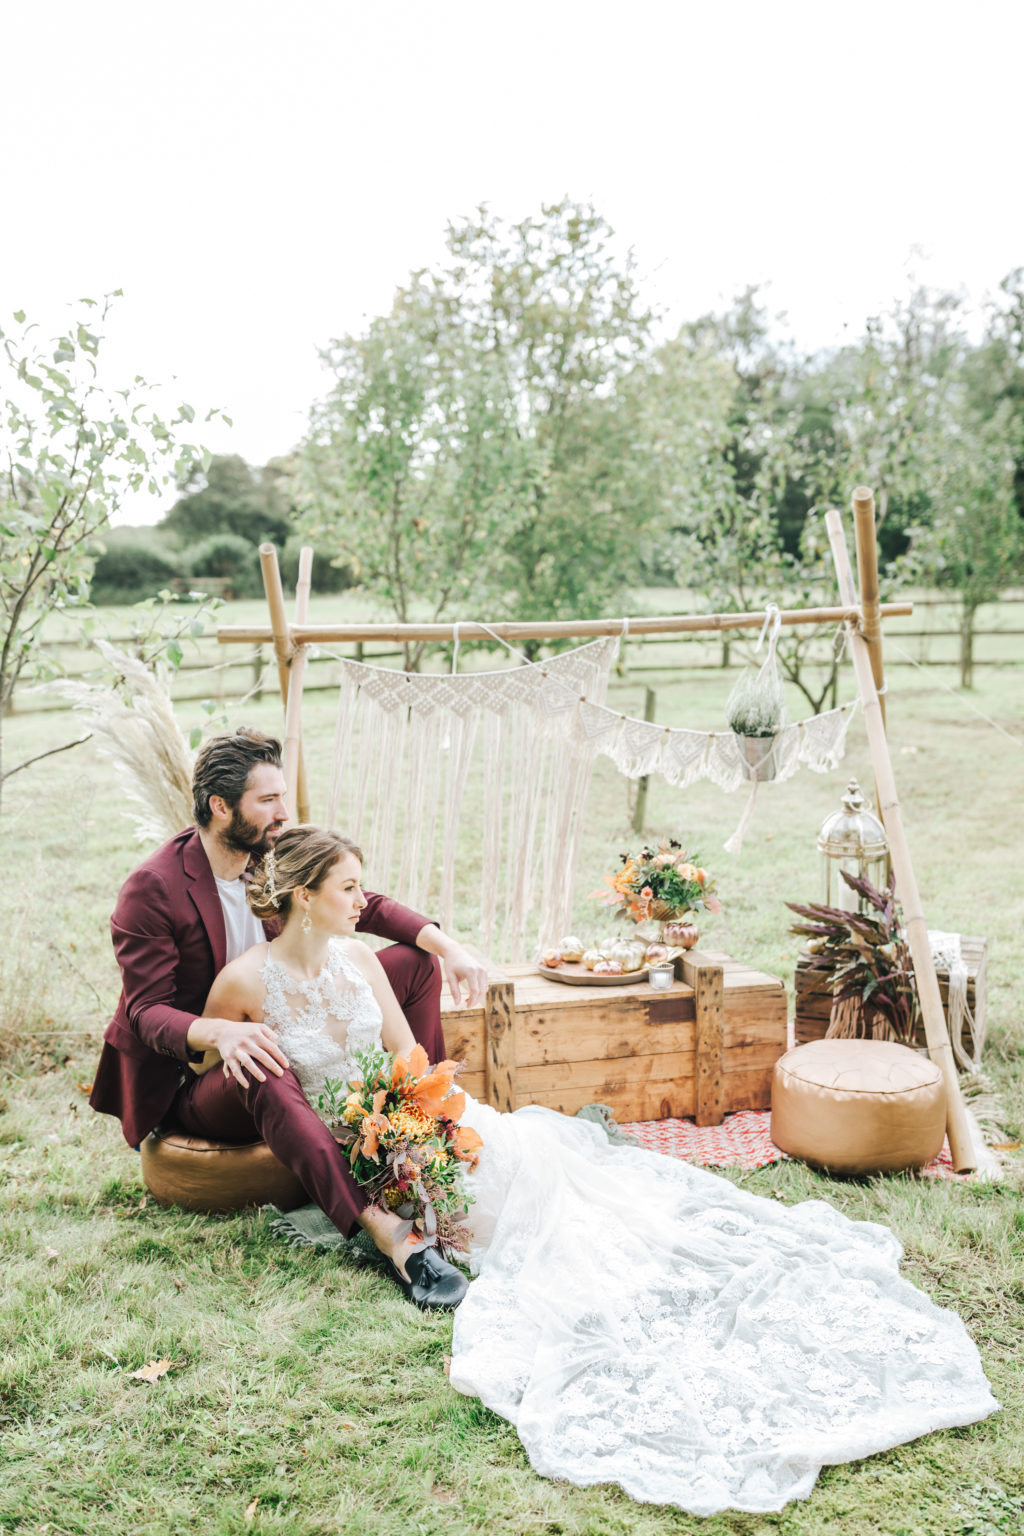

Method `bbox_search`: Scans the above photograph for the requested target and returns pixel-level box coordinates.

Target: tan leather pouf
[771,1038,946,1175]
[140,1131,308,1214]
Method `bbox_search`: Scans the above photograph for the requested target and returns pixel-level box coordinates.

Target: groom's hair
[192,727,283,826]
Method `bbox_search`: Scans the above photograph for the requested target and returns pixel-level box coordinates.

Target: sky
[2,0,1022,523]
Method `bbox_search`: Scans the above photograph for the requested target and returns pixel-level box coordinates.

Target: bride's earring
[301,907,312,936]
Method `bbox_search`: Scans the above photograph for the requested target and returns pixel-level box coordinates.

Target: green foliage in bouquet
[318,1043,483,1259]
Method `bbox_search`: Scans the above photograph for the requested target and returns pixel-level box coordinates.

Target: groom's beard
[221,806,283,858]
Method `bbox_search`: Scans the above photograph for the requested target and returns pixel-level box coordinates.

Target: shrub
[89,529,182,605]
[181,533,261,598]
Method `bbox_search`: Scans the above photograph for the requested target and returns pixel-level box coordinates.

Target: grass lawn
[1,607,1022,1536]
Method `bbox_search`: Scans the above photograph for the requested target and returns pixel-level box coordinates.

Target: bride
[203,825,998,1518]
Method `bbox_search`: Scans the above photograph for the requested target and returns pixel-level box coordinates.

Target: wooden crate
[794,935,987,1058]
[441,948,787,1126]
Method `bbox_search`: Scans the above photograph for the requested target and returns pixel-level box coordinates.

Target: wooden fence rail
[9,593,1024,716]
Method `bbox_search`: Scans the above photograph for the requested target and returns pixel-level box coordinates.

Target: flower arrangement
[318,1043,483,1259]
[593,839,722,925]
[786,871,918,1045]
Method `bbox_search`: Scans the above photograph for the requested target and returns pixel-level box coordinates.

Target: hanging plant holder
[726,605,788,785]
[735,732,781,784]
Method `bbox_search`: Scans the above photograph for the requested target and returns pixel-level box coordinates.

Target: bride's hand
[195,1017,290,1087]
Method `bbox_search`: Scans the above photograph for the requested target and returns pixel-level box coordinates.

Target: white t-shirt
[215,875,265,964]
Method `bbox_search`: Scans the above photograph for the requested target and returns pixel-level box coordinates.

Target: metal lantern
[817,779,889,911]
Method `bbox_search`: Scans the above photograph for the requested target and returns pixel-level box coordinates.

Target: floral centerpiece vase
[592,839,721,951]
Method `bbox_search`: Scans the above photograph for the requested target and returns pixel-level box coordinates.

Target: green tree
[299,201,658,665]
[89,526,182,604]
[163,453,291,548]
[183,530,261,597]
[0,296,207,801]
[657,293,850,712]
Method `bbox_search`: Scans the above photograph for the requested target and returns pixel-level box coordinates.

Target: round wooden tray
[537,961,650,986]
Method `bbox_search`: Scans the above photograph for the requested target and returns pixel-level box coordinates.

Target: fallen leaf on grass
[244,1497,259,1522]
[992,1141,1022,1151]
[128,1358,174,1383]
[339,1417,357,1431]
[172,1277,185,1291]
[44,1246,60,1259]
[76,1082,93,1095]
[442,1354,452,1378]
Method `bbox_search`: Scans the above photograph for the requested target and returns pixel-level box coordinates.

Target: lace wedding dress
[263,939,999,1518]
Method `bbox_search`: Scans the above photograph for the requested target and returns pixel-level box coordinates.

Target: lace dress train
[263,941,998,1517]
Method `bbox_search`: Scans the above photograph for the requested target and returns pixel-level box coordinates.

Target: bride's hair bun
[248,826,364,921]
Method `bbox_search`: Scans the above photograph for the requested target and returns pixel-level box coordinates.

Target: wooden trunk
[793,935,987,1059]
[441,949,787,1126]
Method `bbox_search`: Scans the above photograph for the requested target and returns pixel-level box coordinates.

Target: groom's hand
[414,925,488,1008]
[439,942,488,1009]
[188,1017,290,1087]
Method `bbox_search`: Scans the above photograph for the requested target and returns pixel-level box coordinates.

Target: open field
[1,601,1023,1536]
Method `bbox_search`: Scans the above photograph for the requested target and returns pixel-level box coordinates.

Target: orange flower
[391,1042,430,1089]
[695,867,708,886]
[411,1068,461,1119]
[352,1087,390,1162]
[451,1123,484,1166]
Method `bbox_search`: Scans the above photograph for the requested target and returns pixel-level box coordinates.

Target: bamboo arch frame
[215,501,977,1170]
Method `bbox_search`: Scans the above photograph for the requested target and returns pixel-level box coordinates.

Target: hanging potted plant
[725,604,787,782]
[726,667,786,781]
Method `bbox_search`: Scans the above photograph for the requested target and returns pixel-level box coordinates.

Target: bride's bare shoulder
[333,936,380,978]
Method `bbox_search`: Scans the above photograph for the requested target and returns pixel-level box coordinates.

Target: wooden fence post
[631,686,657,834]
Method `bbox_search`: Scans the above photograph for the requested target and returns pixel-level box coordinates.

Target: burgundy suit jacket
[90,827,432,1147]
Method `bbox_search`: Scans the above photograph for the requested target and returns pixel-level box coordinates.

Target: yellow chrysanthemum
[390,1104,437,1141]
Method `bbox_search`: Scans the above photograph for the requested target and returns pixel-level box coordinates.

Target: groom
[90,726,485,1308]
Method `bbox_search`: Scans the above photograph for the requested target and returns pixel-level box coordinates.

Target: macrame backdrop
[324,639,618,961]
[320,635,857,962]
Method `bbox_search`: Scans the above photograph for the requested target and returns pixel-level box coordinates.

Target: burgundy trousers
[170,943,445,1236]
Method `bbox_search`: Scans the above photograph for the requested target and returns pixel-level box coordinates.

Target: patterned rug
[619,1109,964,1180]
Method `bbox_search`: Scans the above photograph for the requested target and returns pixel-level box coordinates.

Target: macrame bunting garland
[318,633,856,962]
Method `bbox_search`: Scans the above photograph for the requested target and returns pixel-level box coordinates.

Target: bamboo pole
[852,487,886,731]
[217,601,913,648]
[258,544,309,825]
[287,546,313,822]
[852,487,889,875]
[825,508,976,1173]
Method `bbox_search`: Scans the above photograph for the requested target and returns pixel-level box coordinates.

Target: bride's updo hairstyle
[248,826,364,922]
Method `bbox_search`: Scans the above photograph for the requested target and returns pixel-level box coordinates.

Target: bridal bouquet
[593,839,722,925]
[318,1044,483,1259]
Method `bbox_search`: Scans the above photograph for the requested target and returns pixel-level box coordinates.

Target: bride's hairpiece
[263,850,280,909]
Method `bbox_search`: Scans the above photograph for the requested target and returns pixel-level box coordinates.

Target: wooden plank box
[441,948,788,1126]
[794,935,987,1059]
